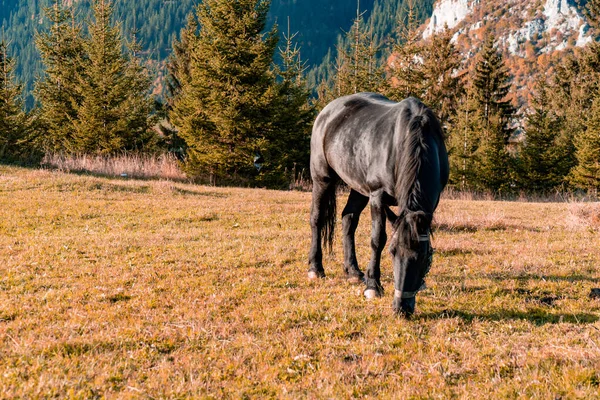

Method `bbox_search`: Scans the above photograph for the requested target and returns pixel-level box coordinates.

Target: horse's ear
[384,206,398,225]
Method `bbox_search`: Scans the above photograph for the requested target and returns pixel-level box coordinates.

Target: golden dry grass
[42,153,187,182]
[1,165,600,398]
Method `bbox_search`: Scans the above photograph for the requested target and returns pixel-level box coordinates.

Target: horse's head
[386,208,433,317]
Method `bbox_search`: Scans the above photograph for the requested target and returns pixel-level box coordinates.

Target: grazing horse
[308,93,449,317]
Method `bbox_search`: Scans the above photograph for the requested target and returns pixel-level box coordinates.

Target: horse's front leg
[364,192,387,299]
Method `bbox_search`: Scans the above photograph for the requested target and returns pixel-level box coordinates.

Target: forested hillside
[0,0,434,106]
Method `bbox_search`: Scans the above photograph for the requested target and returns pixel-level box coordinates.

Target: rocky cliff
[421,0,594,108]
[424,0,590,55]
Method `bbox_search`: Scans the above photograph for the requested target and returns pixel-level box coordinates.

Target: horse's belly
[326,143,393,197]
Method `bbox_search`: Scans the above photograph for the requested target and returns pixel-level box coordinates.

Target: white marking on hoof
[364,289,379,299]
[308,271,319,280]
[394,289,403,299]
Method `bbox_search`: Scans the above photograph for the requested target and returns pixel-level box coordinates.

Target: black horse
[308,93,449,317]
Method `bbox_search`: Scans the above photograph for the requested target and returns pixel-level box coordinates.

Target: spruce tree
[519,80,571,191]
[570,97,600,191]
[420,28,463,127]
[471,34,514,192]
[316,7,387,108]
[447,90,482,190]
[446,35,514,193]
[165,14,198,104]
[160,14,200,156]
[171,0,281,181]
[546,41,600,191]
[73,0,156,154]
[472,35,514,136]
[0,41,29,161]
[265,20,315,186]
[35,0,85,153]
[386,1,425,101]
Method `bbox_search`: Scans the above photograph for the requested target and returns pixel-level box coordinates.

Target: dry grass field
[1,165,600,398]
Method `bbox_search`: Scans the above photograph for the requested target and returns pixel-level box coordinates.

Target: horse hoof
[308,270,324,279]
[364,289,380,299]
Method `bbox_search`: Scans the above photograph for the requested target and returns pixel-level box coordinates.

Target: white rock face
[423,0,474,38]
[543,0,580,31]
[542,0,590,53]
[506,19,545,56]
[576,23,593,47]
[423,0,591,55]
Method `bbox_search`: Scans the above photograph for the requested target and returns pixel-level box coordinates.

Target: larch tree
[471,35,514,134]
[447,89,482,190]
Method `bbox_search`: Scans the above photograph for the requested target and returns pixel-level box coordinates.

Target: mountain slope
[420,0,595,108]
[2,0,435,107]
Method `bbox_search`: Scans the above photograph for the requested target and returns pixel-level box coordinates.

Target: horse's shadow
[418,308,598,325]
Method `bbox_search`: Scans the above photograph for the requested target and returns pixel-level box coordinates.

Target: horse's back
[311,93,407,195]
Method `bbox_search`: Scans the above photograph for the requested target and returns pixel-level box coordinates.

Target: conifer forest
[1,0,600,194]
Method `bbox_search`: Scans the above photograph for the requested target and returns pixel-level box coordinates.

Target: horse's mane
[393,99,442,255]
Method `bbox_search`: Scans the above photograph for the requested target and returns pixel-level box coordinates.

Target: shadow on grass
[436,248,485,257]
[483,272,600,284]
[434,222,545,233]
[436,272,600,284]
[171,187,229,198]
[418,308,599,325]
[47,167,190,184]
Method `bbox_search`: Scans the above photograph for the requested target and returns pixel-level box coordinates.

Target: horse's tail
[395,102,434,245]
[320,180,338,253]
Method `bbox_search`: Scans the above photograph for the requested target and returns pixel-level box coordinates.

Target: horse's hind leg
[308,177,337,279]
[364,191,387,298]
[341,190,368,283]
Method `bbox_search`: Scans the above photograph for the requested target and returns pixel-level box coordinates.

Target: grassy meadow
[1,165,600,398]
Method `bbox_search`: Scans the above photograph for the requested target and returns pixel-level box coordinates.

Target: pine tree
[0,41,29,161]
[35,0,85,153]
[72,0,156,154]
[171,0,281,181]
